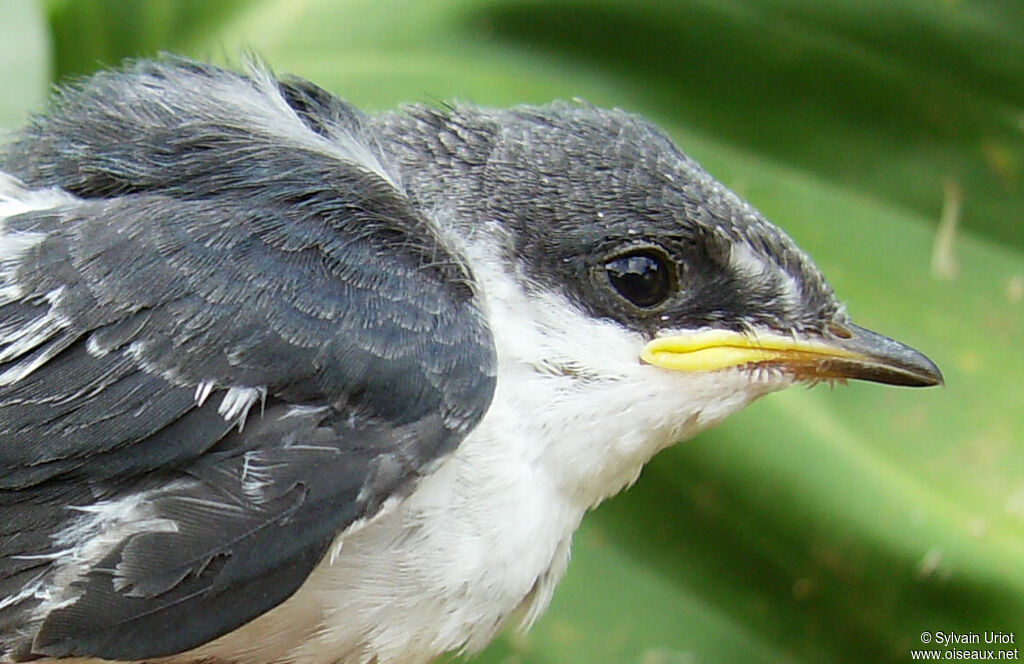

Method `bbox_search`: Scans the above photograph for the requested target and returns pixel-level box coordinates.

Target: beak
[641,323,943,387]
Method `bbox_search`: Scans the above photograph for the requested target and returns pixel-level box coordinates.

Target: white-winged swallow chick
[0,58,942,664]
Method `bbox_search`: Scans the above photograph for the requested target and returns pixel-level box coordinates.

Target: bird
[0,57,941,664]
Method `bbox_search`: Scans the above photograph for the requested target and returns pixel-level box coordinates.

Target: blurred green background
[2,1,1021,662]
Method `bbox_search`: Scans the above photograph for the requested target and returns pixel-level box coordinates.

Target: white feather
[0,177,79,388]
[0,286,70,386]
[152,65,399,190]
[218,385,267,431]
[240,451,279,502]
[0,173,74,221]
[281,404,330,420]
[25,491,181,623]
[0,288,67,361]
[0,173,75,307]
[249,64,398,190]
[194,379,216,407]
[0,570,48,612]
[729,240,802,311]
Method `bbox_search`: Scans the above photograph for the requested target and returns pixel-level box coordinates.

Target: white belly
[183,416,582,664]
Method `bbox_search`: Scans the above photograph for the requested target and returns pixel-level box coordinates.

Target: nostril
[826,321,854,339]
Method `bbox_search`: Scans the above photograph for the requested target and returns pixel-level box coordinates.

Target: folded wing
[0,59,495,661]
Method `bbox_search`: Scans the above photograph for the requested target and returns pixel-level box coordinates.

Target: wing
[0,59,495,661]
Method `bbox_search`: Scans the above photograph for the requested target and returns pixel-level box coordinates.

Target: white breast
[183,403,574,664]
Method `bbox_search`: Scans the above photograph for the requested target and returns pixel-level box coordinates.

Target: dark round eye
[604,250,674,308]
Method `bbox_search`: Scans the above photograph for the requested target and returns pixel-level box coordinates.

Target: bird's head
[478,102,941,385]
[376,101,941,498]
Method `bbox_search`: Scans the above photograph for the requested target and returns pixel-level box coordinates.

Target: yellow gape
[641,329,859,373]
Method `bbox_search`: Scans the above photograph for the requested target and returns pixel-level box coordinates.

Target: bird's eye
[604,249,674,308]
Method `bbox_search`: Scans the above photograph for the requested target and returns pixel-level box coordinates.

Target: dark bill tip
[825,323,944,387]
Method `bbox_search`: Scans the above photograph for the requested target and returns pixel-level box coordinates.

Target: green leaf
[0,0,49,130]
[17,1,1024,662]
[44,0,249,81]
